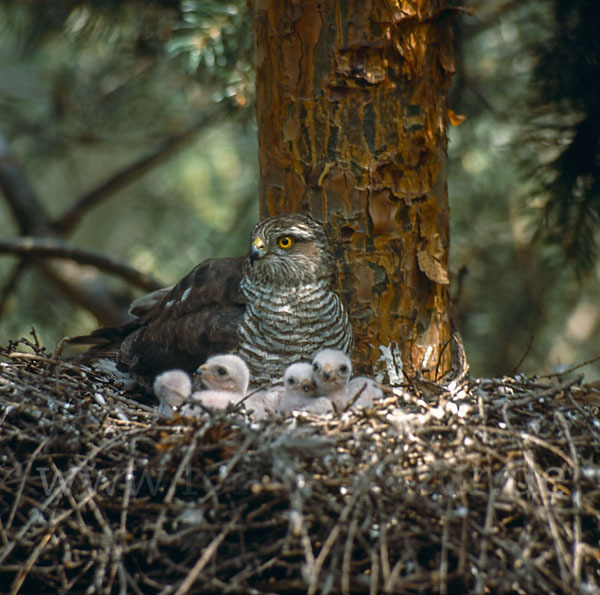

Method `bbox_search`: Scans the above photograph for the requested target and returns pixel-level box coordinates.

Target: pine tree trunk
[253,0,455,379]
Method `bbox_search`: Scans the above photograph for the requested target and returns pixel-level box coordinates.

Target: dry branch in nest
[1,336,600,594]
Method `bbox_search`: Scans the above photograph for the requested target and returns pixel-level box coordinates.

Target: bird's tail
[65,320,139,361]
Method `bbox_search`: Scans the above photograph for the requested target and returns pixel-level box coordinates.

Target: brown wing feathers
[71,255,246,378]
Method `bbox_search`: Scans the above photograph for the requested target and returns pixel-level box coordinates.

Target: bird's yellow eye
[278,236,294,249]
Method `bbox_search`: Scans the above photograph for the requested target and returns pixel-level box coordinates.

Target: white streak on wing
[181,287,192,302]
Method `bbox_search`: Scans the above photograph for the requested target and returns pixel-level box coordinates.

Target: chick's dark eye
[217,367,227,376]
[340,364,348,373]
[277,235,294,249]
[287,377,295,386]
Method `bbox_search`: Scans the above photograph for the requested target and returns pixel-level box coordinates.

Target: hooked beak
[250,237,266,264]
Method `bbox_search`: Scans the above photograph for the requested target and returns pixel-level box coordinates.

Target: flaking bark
[253,0,454,378]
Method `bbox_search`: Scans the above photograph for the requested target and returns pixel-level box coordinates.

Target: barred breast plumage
[238,277,352,385]
[68,214,352,390]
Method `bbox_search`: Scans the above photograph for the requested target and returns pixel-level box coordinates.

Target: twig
[474,476,495,595]
[5,438,49,534]
[341,512,360,594]
[308,469,372,595]
[378,498,391,585]
[541,355,600,378]
[458,486,469,576]
[556,412,583,584]
[174,512,242,595]
[439,500,451,595]
[452,328,470,382]
[197,434,255,506]
[510,335,535,376]
[369,543,379,595]
[9,532,53,595]
[523,450,572,590]
[149,427,204,556]
[507,373,583,406]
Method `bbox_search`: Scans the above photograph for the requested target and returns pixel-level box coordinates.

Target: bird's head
[283,362,317,396]
[153,369,192,407]
[312,349,352,392]
[196,354,250,395]
[247,214,335,285]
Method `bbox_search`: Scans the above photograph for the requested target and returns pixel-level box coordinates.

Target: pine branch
[0,261,29,318]
[38,263,132,327]
[0,135,51,235]
[52,107,224,235]
[0,237,163,293]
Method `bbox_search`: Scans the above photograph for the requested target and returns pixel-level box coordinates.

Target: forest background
[0,0,599,381]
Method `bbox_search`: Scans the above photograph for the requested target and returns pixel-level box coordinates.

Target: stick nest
[1,336,600,594]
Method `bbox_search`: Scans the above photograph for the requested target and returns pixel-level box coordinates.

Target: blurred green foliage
[449,0,600,379]
[0,0,599,379]
[0,0,258,344]
[528,0,600,271]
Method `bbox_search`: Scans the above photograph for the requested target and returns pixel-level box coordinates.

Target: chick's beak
[250,237,266,264]
[193,366,207,390]
[196,366,217,385]
[301,380,313,392]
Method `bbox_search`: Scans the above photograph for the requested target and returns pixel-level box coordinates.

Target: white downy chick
[312,349,380,409]
[279,362,333,414]
[311,349,353,409]
[153,369,192,418]
[347,376,384,406]
[244,387,281,420]
[185,354,250,414]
